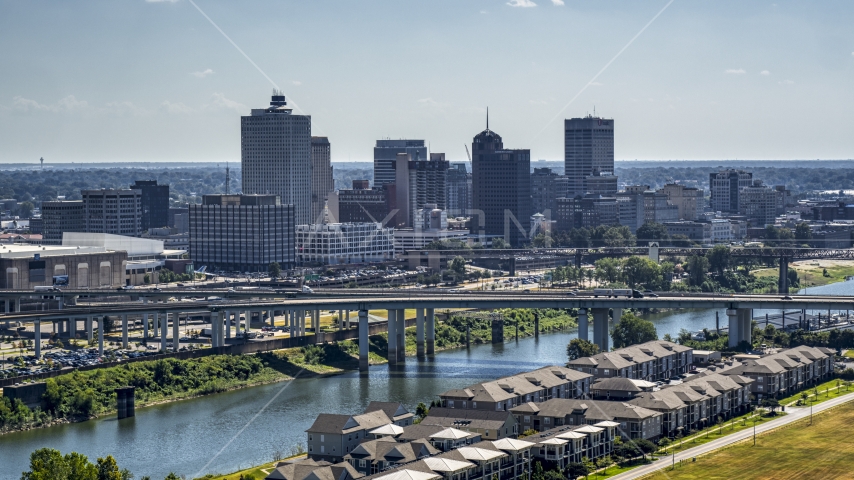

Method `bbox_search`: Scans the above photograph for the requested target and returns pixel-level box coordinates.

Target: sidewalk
[608,391,854,480]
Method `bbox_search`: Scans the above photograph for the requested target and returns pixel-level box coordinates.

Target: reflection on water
[0,281,849,479]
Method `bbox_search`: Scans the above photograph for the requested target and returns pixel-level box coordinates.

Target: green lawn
[640,400,854,480]
[779,379,854,406]
[660,411,779,455]
[754,261,854,288]
[196,454,306,479]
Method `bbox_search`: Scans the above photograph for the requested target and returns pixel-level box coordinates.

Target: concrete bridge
[4,292,853,371]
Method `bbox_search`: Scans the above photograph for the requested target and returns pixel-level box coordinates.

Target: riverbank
[1,309,578,438]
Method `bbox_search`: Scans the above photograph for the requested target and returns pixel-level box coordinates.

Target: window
[524,415,531,423]
[321,434,325,442]
[448,400,455,408]
[320,446,325,453]
[473,402,477,409]
[309,435,313,441]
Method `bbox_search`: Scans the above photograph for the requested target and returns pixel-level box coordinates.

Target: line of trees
[21,447,184,480]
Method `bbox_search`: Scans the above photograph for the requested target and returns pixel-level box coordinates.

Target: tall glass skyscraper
[564,116,616,197]
[241,92,312,225]
[373,139,427,187]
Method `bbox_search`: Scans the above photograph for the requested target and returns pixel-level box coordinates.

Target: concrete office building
[471,125,531,247]
[658,183,704,221]
[373,139,427,187]
[394,152,448,227]
[296,223,394,265]
[531,168,568,218]
[82,189,143,237]
[556,196,618,232]
[41,201,85,245]
[709,169,752,213]
[188,194,295,271]
[565,116,616,197]
[446,162,472,217]
[663,221,712,244]
[130,180,169,231]
[739,181,778,227]
[311,136,334,223]
[241,91,312,225]
[328,181,394,225]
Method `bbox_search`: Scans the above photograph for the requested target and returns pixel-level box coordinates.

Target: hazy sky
[1,0,852,163]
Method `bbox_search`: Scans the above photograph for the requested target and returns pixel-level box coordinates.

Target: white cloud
[725,68,746,74]
[851,52,854,56]
[551,0,565,5]
[760,70,770,75]
[160,101,194,114]
[507,0,536,7]
[105,101,147,116]
[209,92,246,113]
[292,80,302,86]
[779,79,795,85]
[12,95,91,113]
[418,97,438,106]
[480,10,488,14]
[190,69,214,78]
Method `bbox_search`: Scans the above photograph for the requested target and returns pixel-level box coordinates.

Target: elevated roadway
[3,291,853,366]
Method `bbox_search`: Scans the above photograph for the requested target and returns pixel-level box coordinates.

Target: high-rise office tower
[471,122,531,247]
[41,201,85,245]
[564,115,616,197]
[241,91,312,225]
[393,152,449,227]
[709,169,753,213]
[373,139,427,187]
[82,189,142,237]
[310,136,334,223]
[130,180,169,231]
[446,162,472,217]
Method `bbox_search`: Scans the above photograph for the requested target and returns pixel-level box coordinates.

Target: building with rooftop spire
[241,91,312,224]
[471,113,531,247]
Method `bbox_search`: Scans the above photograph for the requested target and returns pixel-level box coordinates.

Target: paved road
[610,392,854,480]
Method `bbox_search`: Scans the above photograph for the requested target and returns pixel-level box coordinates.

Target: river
[1,281,851,479]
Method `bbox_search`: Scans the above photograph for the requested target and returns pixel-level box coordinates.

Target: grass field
[197,455,307,479]
[754,259,854,288]
[640,401,854,480]
[779,378,854,406]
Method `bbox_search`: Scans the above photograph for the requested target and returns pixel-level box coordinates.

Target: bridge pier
[727,308,753,348]
[612,308,623,325]
[359,310,369,371]
[779,256,789,293]
[397,309,406,363]
[387,309,398,364]
[592,308,610,353]
[416,308,425,357]
[173,312,179,351]
[426,308,435,355]
[34,319,41,358]
[160,313,167,352]
[70,316,77,340]
[86,316,93,343]
[578,309,588,341]
[122,314,128,349]
[98,316,104,357]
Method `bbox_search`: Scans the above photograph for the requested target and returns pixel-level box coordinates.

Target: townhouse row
[565,340,694,382]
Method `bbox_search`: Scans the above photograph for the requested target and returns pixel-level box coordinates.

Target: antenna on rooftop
[39,157,44,169]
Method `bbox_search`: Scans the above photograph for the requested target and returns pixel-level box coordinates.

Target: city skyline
[1,1,853,164]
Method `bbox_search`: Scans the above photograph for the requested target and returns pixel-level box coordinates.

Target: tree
[636,222,669,246]
[22,448,71,480]
[415,402,429,419]
[794,222,813,241]
[611,312,658,349]
[622,256,660,288]
[531,461,544,480]
[449,256,467,276]
[706,245,732,276]
[564,463,590,479]
[568,228,591,248]
[164,474,180,480]
[96,456,123,480]
[268,262,281,279]
[491,238,509,249]
[685,255,710,287]
[103,316,116,334]
[18,201,35,218]
[567,338,599,360]
[594,258,623,284]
